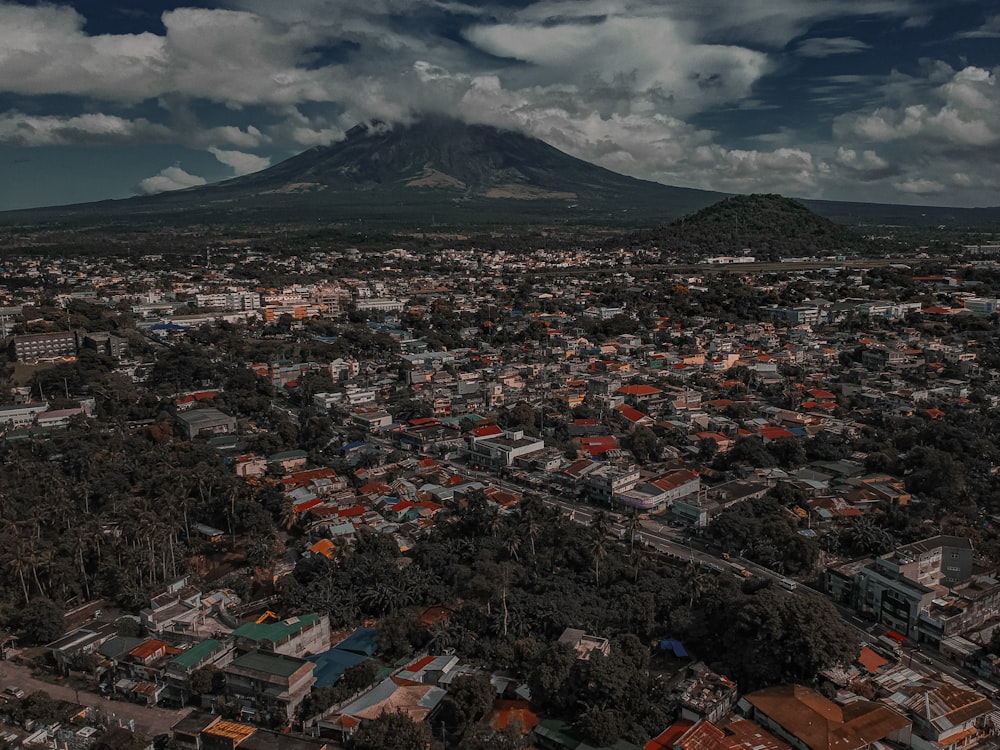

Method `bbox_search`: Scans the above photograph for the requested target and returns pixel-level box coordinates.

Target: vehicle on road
[778,579,798,591]
[4,686,25,699]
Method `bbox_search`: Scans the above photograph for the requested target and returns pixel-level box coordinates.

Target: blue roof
[788,427,808,437]
[307,647,369,688]
[342,441,366,451]
[151,323,186,331]
[335,627,379,657]
[658,639,689,658]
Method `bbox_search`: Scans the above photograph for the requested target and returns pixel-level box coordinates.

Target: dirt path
[0,659,191,737]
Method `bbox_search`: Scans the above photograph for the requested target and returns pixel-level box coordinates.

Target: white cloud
[835,146,890,171]
[796,37,871,58]
[208,147,271,176]
[894,178,944,195]
[0,3,168,101]
[955,13,1000,39]
[464,15,770,117]
[834,65,1000,146]
[0,111,172,146]
[138,166,207,194]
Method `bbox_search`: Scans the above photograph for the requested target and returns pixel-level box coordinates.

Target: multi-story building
[224,651,316,723]
[12,330,78,362]
[231,614,331,658]
[194,292,261,312]
[162,638,235,707]
[82,331,129,360]
[825,536,977,643]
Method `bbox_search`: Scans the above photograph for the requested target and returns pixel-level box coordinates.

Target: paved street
[0,659,190,737]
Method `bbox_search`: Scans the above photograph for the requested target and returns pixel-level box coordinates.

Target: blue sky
[0,0,998,210]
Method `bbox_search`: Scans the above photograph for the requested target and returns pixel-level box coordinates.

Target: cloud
[463,15,770,117]
[137,166,207,194]
[954,13,1000,39]
[894,178,944,194]
[0,111,172,146]
[208,147,271,176]
[795,37,871,58]
[835,146,891,174]
[834,66,1000,146]
[0,3,168,101]
[0,110,272,150]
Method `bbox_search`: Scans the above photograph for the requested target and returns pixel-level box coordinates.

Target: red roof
[647,720,696,750]
[293,497,323,512]
[492,700,539,735]
[581,436,620,456]
[281,467,337,488]
[129,639,170,660]
[652,469,699,492]
[472,424,504,438]
[759,426,795,440]
[338,505,367,518]
[405,655,436,673]
[807,388,836,400]
[618,384,663,396]
[616,404,650,423]
[858,645,889,673]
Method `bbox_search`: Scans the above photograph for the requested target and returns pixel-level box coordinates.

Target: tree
[627,426,660,464]
[348,710,433,750]
[441,673,496,736]
[16,597,65,645]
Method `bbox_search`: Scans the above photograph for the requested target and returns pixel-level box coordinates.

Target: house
[170,712,330,750]
[176,407,237,439]
[677,664,738,724]
[881,674,992,750]
[741,684,911,750]
[557,628,611,660]
[316,676,446,743]
[47,622,120,671]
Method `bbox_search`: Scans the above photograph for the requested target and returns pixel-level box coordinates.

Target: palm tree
[624,511,642,553]
[505,532,521,562]
[2,546,31,605]
[523,514,542,558]
[589,535,607,587]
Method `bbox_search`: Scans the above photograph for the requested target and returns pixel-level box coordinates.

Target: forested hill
[635,193,873,260]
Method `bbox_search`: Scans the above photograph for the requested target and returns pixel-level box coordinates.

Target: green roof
[170,639,223,669]
[268,449,309,462]
[231,650,309,678]
[232,613,319,644]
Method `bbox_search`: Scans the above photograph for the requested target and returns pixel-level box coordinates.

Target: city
[2,222,1000,750]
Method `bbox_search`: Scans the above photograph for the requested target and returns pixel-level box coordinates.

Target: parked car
[4,687,25,699]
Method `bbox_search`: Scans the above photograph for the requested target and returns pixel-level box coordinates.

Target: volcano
[4,116,999,230]
[3,116,726,228]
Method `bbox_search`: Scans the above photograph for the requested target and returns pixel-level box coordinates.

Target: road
[0,659,190,737]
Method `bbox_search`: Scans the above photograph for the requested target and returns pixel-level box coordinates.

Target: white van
[778,579,797,591]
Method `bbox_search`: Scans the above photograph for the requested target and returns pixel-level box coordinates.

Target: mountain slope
[2,117,998,231]
[2,117,726,229]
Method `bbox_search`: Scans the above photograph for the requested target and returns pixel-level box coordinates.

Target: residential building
[231,614,331,658]
[224,651,316,723]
